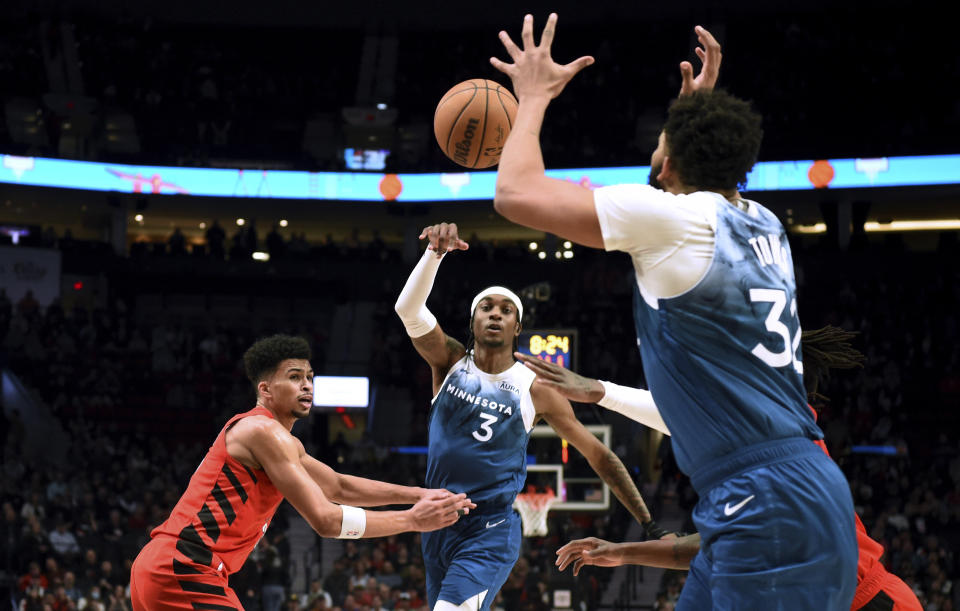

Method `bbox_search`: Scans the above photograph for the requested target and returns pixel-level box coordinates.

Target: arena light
[554,251,562,259]
[279,219,288,227]
[199,221,206,229]
[563,241,572,249]
[252,251,270,261]
[792,219,960,235]
[538,251,546,260]
[864,219,960,232]
[528,241,538,250]
[236,218,245,226]
[134,214,143,222]
[792,223,827,234]
[563,250,574,259]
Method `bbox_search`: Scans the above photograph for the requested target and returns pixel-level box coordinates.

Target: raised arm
[490,13,602,248]
[490,18,722,246]
[394,222,469,394]
[241,418,471,538]
[678,25,722,98]
[533,383,665,537]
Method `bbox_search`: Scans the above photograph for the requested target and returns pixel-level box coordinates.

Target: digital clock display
[517,329,577,369]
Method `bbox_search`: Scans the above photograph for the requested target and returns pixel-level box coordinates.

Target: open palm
[490,13,594,102]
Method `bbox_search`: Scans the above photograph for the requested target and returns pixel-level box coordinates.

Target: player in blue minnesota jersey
[394,222,667,611]
[489,14,857,609]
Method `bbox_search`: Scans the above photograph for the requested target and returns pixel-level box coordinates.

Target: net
[513,486,559,537]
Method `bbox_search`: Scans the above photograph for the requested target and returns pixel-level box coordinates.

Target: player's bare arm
[532,383,653,525]
[556,534,701,575]
[515,352,605,403]
[489,13,602,248]
[395,222,469,394]
[301,453,472,512]
[517,353,671,436]
[490,19,723,246]
[232,416,472,537]
[300,454,421,505]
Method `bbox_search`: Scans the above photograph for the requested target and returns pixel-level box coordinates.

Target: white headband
[470,286,523,322]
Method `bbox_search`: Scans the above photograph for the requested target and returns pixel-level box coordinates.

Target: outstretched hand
[420,222,469,258]
[490,13,594,102]
[514,352,605,404]
[678,25,722,97]
[556,537,624,576]
[408,490,476,532]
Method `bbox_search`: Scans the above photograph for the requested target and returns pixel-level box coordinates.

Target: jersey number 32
[749,288,803,375]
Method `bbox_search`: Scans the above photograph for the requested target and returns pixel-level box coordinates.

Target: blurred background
[1,1,958,610]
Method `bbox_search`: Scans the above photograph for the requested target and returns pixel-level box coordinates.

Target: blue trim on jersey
[631,197,822,477]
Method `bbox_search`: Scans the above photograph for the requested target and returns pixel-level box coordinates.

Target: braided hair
[801,325,865,403]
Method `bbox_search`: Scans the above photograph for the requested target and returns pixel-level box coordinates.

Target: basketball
[433,79,518,169]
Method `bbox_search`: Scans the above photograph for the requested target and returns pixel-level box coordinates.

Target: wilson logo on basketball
[453,118,480,165]
[435,78,517,168]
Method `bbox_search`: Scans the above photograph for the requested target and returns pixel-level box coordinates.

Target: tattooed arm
[556,534,702,575]
[533,382,654,526]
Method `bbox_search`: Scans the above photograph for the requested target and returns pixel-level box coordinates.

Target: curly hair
[663,89,763,191]
[243,334,312,388]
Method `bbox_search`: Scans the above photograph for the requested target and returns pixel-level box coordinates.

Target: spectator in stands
[62,571,81,602]
[17,290,40,318]
[168,227,186,256]
[266,224,286,260]
[206,220,226,259]
[300,579,333,609]
[261,537,290,611]
[18,561,48,594]
[322,557,350,605]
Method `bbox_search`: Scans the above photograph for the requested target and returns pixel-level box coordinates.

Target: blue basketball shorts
[422,507,521,610]
[679,437,858,610]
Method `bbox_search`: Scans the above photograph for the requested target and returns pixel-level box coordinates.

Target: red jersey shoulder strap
[216,405,276,469]
[224,405,275,429]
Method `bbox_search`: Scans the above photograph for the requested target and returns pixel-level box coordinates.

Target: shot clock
[517,329,577,370]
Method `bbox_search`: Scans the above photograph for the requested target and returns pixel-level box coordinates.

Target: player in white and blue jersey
[394,222,666,611]
[490,16,857,609]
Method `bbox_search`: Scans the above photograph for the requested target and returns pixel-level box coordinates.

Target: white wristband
[597,381,672,436]
[338,505,366,539]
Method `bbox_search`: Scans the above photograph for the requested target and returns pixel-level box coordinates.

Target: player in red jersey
[523,327,922,611]
[130,335,475,611]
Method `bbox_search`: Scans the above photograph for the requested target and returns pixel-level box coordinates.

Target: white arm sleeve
[597,381,671,436]
[394,249,442,338]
